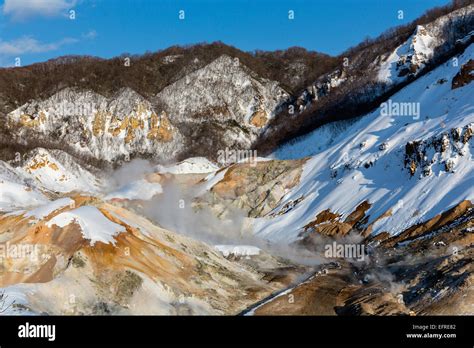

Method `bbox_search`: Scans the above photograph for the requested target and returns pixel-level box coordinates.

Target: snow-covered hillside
[5,55,290,164]
[6,88,184,162]
[377,3,472,85]
[378,25,436,84]
[16,148,102,193]
[156,55,289,127]
[255,44,474,242]
[0,148,101,212]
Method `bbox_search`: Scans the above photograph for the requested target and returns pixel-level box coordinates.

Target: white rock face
[214,245,261,258]
[378,5,474,84]
[156,55,289,126]
[15,148,103,193]
[378,25,437,83]
[6,55,289,164]
[7,87,184,162]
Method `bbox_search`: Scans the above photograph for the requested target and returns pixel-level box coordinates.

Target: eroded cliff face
[156,55,288,127]
[5,55,290,164]
[6,87,183,162]
[404,123,474,177]
[195,159,306,219]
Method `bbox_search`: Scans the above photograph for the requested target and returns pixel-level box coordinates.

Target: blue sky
[0,0,452,66]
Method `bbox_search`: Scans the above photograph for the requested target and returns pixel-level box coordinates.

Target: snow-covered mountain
[2,4,472,165]
[6,87,183,162]
[254,4,473,155]
[254,44,474,242]
[0,2,473,316]
[5,55,289,163]
[377,4,474,84]
[189,41,473,246]
[156,55,289,127]
[189,41,474,315]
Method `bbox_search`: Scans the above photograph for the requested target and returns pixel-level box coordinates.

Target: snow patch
[46,206,126,246]
[24,198,75,221]
[156,157,218,174]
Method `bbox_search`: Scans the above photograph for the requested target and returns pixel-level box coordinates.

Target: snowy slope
[15,148,102,194]
[0,160,50,212]
[271,118,360,160]
[257,44,474,242]
[377,5,473,85]
[46,206,126,246]
[24,197,75,220]
[0,148,105,216]
[156,157,218,174]
[0,180,48,212]
[378,25,436,84]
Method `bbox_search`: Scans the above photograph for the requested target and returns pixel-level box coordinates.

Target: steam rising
[107,159,155,188]
[104,159,395,269]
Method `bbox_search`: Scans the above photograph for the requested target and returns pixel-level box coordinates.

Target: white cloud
[0,36,78,56]
[2,0,77,20]
[82,29,97,40]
